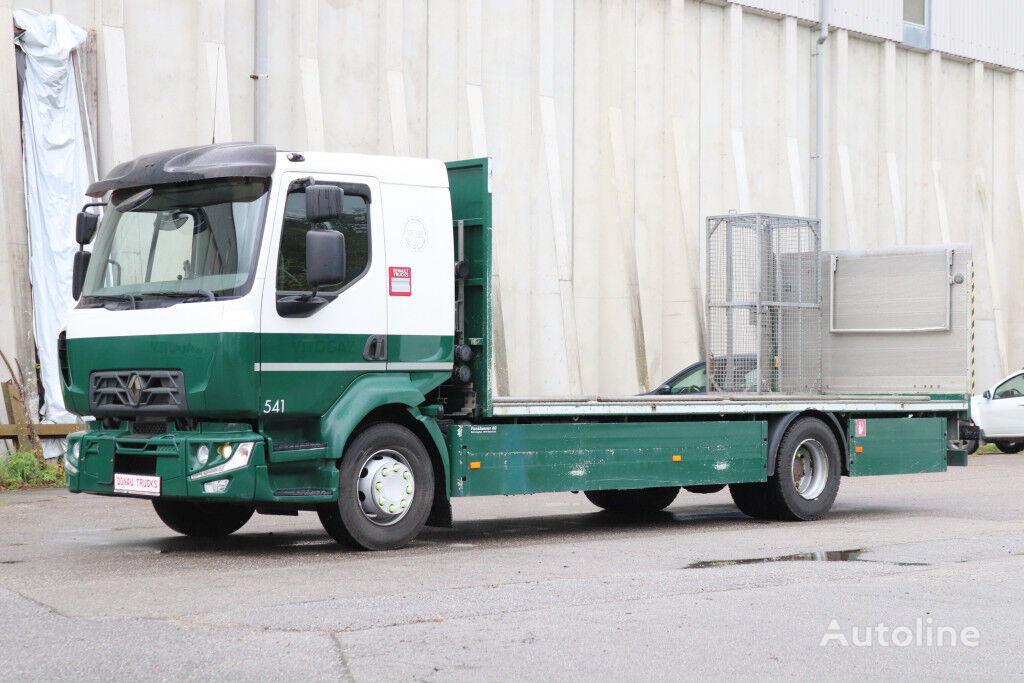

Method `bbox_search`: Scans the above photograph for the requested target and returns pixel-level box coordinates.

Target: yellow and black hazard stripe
[970,261,976,395]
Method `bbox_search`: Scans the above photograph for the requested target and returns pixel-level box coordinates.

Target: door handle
[363,335,387,361]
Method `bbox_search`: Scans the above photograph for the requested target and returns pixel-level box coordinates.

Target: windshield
[81,178,270,305]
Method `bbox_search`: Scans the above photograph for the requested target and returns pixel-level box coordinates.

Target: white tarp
[14,9,88,427]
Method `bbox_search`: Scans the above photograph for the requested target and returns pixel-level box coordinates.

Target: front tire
[991,440,1024,454]
[152,500,255,537]
[584,487,680,513]
[318,423,434,550]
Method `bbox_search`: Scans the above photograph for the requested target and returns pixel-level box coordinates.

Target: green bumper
[65,425,337,504]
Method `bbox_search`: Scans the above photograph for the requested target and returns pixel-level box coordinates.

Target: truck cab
[62,143,467,548]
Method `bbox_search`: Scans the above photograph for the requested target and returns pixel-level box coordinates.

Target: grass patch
[976,443,1001,455]
[0,451,65,491]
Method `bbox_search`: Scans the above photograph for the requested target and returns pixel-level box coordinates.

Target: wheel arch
[767,411,848,475]
[321,374,452,527]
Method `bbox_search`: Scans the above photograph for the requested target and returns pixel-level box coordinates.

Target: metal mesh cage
[706,214,822,394]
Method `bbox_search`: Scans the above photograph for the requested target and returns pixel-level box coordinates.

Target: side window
[671,365,706,394]
[276,185,370,294]
[993,373,1024,399]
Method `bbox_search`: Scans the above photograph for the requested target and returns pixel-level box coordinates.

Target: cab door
[258,172,387,418]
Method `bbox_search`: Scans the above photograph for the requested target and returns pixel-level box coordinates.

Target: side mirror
[983,390,991,399]
[305,184,344,223]
[72,251,91,299]
[306,229,345,291]
[76,211,99,245]
[657,384,671,395]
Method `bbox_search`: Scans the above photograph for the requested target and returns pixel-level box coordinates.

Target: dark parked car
[648,354,759,395]
[644,354,759,495]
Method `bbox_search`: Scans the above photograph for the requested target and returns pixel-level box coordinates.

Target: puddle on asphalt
[687,548,929,569]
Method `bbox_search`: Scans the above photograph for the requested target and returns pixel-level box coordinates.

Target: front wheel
[991,440,1024,454]
[152,500,255,537]
[584,487,680,513]
[318,423,434,550]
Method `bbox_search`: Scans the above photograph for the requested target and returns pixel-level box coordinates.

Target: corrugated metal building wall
[0,0,1021,411]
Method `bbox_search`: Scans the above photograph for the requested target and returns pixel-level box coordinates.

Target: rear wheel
[991,440,1024,454]
[730,417,841,521]
[152,500,255,537]
[318,423,434,551]
[728,482,775,519]
[584,487,680,513]
[770,417,842,520]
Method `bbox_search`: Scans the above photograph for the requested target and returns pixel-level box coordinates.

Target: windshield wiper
[84,293,137,309]
[142,289,217,302]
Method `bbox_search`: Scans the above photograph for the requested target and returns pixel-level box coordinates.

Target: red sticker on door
[854,419,867,437]
[389,266,411,296]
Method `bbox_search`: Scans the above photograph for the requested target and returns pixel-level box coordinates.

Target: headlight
[70,441,80,463]
[196,444,209,465]
[190,442,255,481]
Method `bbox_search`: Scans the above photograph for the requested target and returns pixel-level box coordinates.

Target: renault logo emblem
[126,374,143,406]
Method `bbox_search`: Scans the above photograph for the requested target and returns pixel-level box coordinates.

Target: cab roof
[86,143,450,197]
[86,143,276,197]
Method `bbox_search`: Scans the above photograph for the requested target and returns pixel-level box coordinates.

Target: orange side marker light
[469,461,481,469]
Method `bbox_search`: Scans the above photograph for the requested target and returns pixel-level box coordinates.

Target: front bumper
[66,425,265,502]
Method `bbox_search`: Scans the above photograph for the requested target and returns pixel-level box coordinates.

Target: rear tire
[584,487,680,513]
[769,417,842,520]
[318,423,434,551]
[728,482,775,519]
[152,500,255,537]
[991,440,1024,454]
[729,417,841,521]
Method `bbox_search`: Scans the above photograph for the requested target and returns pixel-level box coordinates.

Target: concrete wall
[0,0,1021,405]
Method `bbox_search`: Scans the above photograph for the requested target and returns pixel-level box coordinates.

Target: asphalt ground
[1,452,1022,681]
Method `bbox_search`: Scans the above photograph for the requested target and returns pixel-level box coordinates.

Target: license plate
[113,473,161,496]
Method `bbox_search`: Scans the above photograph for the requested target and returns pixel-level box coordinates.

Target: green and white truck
[61,143,973,550]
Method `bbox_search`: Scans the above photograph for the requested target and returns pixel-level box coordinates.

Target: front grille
[89,370,187,416]
[131,420,168,436]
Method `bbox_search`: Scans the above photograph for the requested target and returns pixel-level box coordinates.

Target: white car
[970,369,1024,454]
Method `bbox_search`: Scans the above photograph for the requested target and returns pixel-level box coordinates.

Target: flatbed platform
[490,394,968,417]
